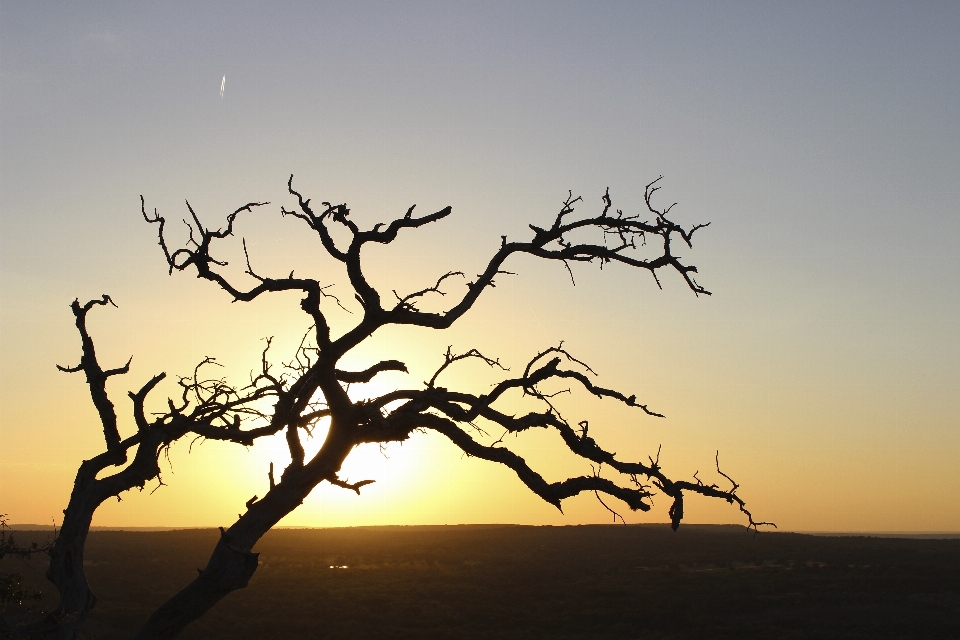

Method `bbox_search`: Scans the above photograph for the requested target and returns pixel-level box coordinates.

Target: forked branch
[56,296,130,450]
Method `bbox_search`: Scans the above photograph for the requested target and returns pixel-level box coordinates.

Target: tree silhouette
[19,177,769,639]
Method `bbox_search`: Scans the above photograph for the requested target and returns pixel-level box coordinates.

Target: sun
[243,376,422,504]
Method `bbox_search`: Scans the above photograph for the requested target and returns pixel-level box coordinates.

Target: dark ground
[3,524,959,639]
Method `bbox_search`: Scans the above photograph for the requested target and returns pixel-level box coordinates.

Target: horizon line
[8,523,960,538]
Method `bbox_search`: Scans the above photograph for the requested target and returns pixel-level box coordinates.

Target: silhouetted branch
[142,194,337,345]
[591,465,627,525]
[326,475,376,495]
[427,346,509,388]
[335,360,408,383]
[56,296,129,450]
[355,338,770,533]
[411,413,653,512]
[393,271,465,311]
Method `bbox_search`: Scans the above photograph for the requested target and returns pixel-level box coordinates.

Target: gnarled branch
[56,296,129,450]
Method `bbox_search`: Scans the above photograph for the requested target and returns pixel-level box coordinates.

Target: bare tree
[16,177,769,639]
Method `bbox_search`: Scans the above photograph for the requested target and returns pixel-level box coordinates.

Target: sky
[1,1,958,533]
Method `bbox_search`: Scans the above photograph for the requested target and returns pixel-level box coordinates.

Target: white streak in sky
[220,75,226,98]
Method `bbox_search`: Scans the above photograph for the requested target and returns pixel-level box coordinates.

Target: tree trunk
[134,435,352,639]
[133,536,259,640]
[32,467,102,640]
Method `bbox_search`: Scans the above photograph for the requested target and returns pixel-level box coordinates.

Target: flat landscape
[4,525,959,639]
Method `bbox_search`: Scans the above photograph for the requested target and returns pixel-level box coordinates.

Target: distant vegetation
[4,525,958,639]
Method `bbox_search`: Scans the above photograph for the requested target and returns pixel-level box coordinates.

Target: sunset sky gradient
[1,1,958,532]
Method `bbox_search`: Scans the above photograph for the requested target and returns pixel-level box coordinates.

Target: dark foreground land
[3,524,959,639]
